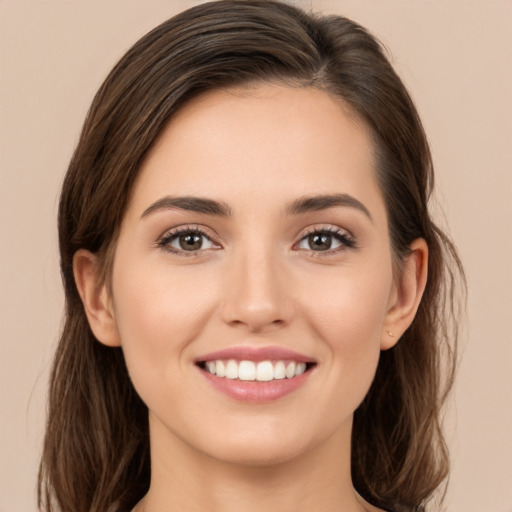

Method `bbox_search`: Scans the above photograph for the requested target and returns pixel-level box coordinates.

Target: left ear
[381,238,428,350]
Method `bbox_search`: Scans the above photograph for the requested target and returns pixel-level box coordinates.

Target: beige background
[1,1,511,510]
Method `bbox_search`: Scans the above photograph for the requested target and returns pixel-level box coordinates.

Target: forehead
[129,84,384,220]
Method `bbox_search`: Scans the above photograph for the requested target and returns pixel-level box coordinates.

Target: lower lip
[199,368,312,403]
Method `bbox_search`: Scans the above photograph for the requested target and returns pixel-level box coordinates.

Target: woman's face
[101,84,403,465]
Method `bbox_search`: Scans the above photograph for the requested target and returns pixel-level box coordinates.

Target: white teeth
[274,361,286,379]
[204,359,310,381]
[225,359,239,379]
[295,362,306,376]
[215,360,226,377]
[256,361,274,381]
[239,360,256,381]
[285,362,296,379]
[206,361,216,375]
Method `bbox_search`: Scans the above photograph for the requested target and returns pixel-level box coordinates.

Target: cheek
[299,260,393,404]
[110,257,218,395]
[303,260,392,346]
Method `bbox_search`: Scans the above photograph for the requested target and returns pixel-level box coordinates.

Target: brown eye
[296,228,355,253]
[179,233,204,251]
[308,233,332,251]
[159,228,217,254]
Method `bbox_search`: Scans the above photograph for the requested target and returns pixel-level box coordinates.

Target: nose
[220,245,293,333]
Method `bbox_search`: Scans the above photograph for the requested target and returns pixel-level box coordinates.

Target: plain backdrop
[1,1,511,511]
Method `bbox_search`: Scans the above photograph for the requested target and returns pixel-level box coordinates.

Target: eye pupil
[180,233,203,250]
[309,233,331,251]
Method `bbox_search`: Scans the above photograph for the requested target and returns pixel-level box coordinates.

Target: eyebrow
[287,193,372,221]
[141,193,372,221]
[141,196,233,218]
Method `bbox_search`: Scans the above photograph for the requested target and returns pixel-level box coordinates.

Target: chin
[189,413,346,469]
[205,437,312,468]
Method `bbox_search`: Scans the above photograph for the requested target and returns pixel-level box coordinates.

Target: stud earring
[386,331,395,337]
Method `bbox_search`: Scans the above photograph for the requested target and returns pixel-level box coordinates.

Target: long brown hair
[38,2,465,511]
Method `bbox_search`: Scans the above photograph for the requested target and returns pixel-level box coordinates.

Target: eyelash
[296,226,356,255]
[156,225,218,257]
[156,225,356,257]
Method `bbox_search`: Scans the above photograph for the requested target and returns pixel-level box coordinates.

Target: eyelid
[155,223,355,256]
[294,224,356,253]
[156,224,222,255]
[298,224,353,239]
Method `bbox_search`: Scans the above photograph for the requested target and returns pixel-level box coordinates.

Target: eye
[157,227,218,255]
[296,227,355,252]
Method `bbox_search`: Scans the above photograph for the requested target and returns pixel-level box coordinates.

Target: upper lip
[195,346,315,363]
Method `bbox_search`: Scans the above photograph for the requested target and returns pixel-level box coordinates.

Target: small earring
[386,331,395,337]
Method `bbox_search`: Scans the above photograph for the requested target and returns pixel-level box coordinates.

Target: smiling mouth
[197,359,316,382]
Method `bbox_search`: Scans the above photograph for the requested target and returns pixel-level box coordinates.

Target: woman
[38,1,464,511]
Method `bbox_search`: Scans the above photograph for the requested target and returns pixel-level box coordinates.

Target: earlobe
[73,249,122,347]
[381,238,428,350]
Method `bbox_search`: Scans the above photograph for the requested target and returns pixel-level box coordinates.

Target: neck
[139,414,370,512]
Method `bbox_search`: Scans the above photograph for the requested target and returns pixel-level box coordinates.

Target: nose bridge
[221,236,291,331]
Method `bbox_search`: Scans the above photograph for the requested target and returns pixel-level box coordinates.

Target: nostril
[220,278,292,332]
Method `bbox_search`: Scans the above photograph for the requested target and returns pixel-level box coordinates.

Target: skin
[75,84,428,512]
